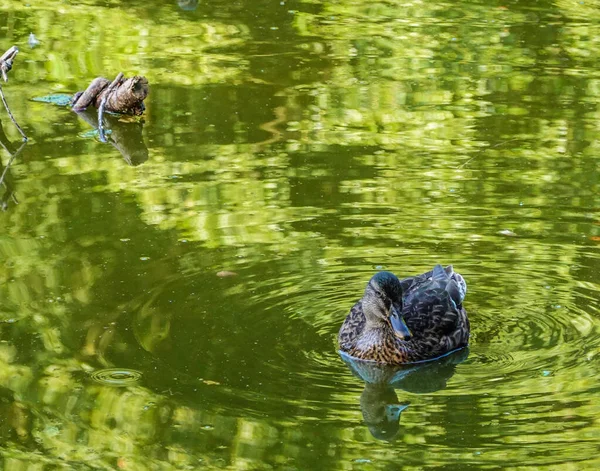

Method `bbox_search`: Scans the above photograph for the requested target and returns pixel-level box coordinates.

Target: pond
[1,0,600,469]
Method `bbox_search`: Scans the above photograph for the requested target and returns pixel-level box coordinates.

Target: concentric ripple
[90,368,143,387]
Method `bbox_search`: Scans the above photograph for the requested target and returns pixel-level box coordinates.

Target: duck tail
[433,264,467,304]
[432,264,448,281]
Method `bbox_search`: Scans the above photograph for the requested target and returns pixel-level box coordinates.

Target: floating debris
[178,0,198,10]
[28,33,40,48]
[200,379,220,386]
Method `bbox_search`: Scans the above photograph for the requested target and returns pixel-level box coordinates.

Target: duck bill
[389,306,411,340]
[385,403,410,422]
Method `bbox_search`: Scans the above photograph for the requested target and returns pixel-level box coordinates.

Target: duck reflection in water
[341,348,469,441]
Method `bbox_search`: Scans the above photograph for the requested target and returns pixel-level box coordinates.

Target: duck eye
[376,291,385,299]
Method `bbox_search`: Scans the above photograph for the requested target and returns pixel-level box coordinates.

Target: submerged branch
[0,120,27,211]
[0,139,26,187]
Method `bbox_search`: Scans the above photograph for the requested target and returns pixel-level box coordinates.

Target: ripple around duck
[121,250,600,431]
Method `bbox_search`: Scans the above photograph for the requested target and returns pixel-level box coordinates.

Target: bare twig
[0,116,26,211]
[0,140,26,188]
[98,72,123,143]
[0,47,27,141]
[0,46,18,83]
[0,86,27,141]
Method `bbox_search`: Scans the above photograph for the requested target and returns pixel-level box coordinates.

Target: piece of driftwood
[72,74,148,116]
[97,73,124,142]
[0,47,27,141]
[72,73,148,145]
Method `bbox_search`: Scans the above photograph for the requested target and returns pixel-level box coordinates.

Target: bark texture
[72,75,148,115]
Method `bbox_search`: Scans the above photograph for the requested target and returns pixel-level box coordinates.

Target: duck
[338,265,470,364]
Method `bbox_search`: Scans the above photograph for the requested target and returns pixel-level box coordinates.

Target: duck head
[363,271,411,340]
[360,383,409,441]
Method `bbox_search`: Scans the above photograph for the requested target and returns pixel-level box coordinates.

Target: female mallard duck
[338,265,469,364]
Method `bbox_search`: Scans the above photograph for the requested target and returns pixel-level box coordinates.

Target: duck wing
[402,265,468,340]
[400,265,466,306]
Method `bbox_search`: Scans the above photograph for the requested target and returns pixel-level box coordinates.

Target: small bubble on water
[140,257,150,261]
[354,459,372,464]
[541,370,552,377]
[120,238,130,242]
[201,424,214,430]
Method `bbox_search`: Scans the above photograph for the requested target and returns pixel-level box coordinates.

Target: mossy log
[72,74,148,116]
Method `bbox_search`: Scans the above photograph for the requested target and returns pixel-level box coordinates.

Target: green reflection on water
[1,0,600,469]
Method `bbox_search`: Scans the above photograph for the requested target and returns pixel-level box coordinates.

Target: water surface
[1,0,600,469]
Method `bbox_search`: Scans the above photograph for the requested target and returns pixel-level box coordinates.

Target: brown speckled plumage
[338,265,470,365]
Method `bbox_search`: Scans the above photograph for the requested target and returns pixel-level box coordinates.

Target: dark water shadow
[75,109,148,166]
[341,348,469,441]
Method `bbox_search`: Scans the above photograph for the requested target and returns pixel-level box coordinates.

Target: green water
[1,0,600,469]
